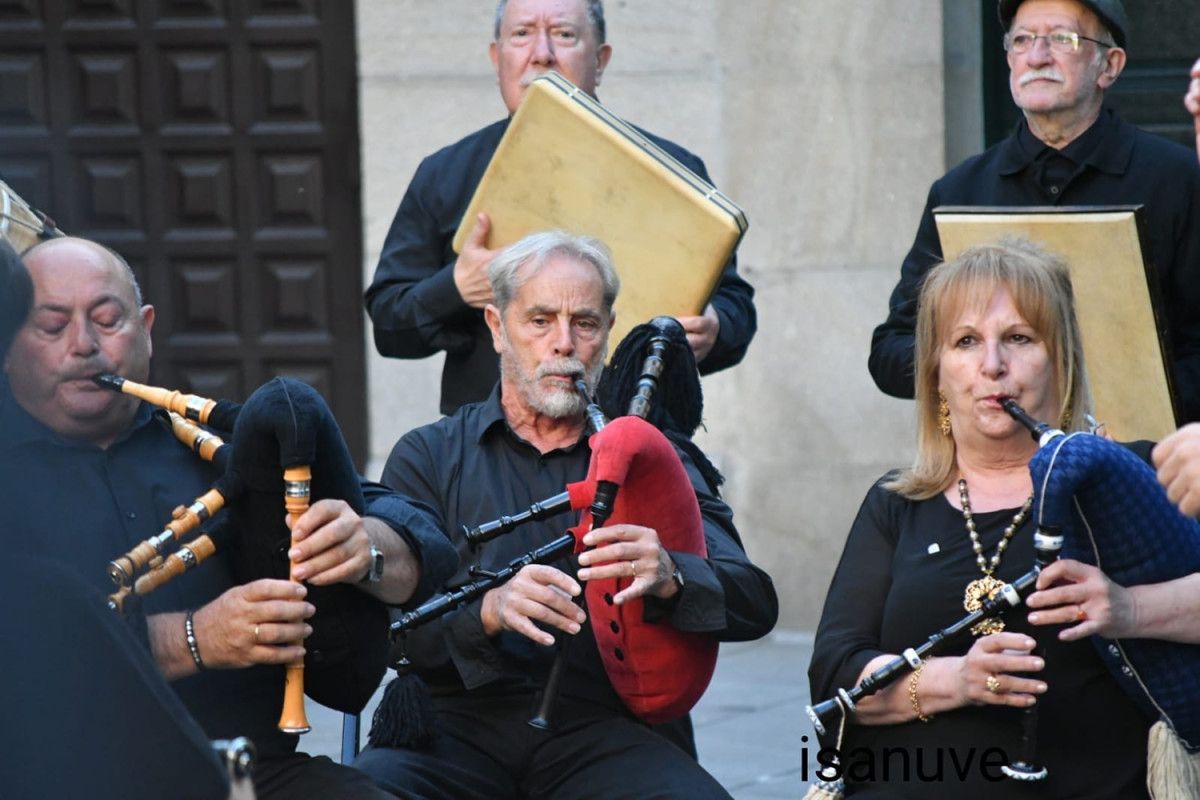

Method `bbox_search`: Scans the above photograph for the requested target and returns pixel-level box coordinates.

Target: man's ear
[1097,47,1126,89]
[485,304,504,354]
[141,304,155,357]
[594,42,613,87]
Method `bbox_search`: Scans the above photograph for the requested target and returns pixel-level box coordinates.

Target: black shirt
[366,119,758,415]
[809,478,1151,799]
[380,384,778,709]
[0,395,456,758]
[869,110,1200,421]
[0,555,229,800]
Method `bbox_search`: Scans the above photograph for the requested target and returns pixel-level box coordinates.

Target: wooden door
[0,0,367,464]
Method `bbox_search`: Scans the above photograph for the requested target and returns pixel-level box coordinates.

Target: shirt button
[1121,665,1134,677]
[1049,185,1060,195]
[127,512,136,520]
[1108,644,1120,656]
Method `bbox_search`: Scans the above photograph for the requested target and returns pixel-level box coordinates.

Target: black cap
[998,0,1128,49]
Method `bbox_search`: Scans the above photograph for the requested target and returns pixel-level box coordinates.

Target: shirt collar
[0,393,154,452]
[474,383,510,444]
[999,108,1127,176]
[474,382,588,455]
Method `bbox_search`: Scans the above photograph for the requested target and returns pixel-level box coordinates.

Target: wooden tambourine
[935,206,1178,441]
[453,73,748,351]
[0,180,61,254]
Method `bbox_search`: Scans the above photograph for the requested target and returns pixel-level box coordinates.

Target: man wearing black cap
[869,0,1200,421]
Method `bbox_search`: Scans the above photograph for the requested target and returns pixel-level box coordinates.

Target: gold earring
[938,391,952,437]
[1060,391,1074,430]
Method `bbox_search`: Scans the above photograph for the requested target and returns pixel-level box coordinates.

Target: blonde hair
[885,238,1092,499]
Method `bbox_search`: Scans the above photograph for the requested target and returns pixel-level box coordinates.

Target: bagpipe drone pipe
[98,375,390,731]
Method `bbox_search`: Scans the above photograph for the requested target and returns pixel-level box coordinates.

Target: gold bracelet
[908,662,933,722]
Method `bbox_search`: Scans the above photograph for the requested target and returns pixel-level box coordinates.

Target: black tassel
[597,318,724,493]
[367,638,437,749]
[597,318,705,438]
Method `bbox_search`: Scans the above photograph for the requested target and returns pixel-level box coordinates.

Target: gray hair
[494,0,606,45]
[488,230,619,315]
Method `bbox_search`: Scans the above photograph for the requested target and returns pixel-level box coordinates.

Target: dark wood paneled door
[0,0,368,464]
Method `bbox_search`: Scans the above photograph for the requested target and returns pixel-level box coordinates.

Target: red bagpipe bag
[566,414,717,724]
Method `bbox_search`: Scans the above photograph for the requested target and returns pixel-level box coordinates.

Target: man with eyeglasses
[869,0,1200,422]
[364,0,756,417]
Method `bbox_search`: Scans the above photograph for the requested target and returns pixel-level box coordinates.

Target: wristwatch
[361,544,384,584]
[670,565,685,595]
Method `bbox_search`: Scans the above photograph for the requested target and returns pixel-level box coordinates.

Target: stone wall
[356,0,950,630]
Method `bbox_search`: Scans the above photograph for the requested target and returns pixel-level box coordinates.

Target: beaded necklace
[958,479,1032,635]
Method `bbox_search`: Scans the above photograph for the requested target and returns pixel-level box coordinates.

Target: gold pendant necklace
[957,479,1032,635]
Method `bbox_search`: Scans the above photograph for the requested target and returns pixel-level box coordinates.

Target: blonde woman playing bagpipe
[808,239,1200,799]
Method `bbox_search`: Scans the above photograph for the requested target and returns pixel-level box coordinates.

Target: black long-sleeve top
[1,555,229,800]
[366,119,758,415]
[0,397,458,759]
[809,476,1150,799]
[380,385,778,712]
[869,110,1200,421]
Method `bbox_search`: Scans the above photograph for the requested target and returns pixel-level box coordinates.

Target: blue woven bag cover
[1029,433,1200,750]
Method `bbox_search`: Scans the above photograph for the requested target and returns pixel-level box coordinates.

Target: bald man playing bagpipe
[0,237,459,800]
[353,230,778,799]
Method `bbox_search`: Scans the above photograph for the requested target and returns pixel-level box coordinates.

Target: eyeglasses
[1003,29,1113,54]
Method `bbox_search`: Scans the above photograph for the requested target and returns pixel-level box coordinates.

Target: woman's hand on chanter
[941,632,1047,710]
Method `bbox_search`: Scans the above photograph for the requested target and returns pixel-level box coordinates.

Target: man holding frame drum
[868,0,1200,421]
[365,0,757,415]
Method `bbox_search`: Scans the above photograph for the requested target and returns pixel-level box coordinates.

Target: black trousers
[254,753,395,800]
[353,693,731,800]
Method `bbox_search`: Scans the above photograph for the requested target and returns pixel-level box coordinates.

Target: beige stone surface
[356,0,948,630]
[696,268,919,627]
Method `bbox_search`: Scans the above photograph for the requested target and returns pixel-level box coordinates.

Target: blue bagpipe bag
[1029,431,1200,751]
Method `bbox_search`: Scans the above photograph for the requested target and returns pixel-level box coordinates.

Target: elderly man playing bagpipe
[353,230,778,799]
[0,239,236,800]
[0,236,459,800]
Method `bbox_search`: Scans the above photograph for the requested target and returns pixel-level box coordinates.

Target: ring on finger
[986,674,1002,694]
[1076,606,1088,622]
[628,561,636,577]
[254,623,261,644]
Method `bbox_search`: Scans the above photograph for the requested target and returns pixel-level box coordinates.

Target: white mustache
[520,66,564,88]
[1020,68,1064,86]
[536,358,585,381]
